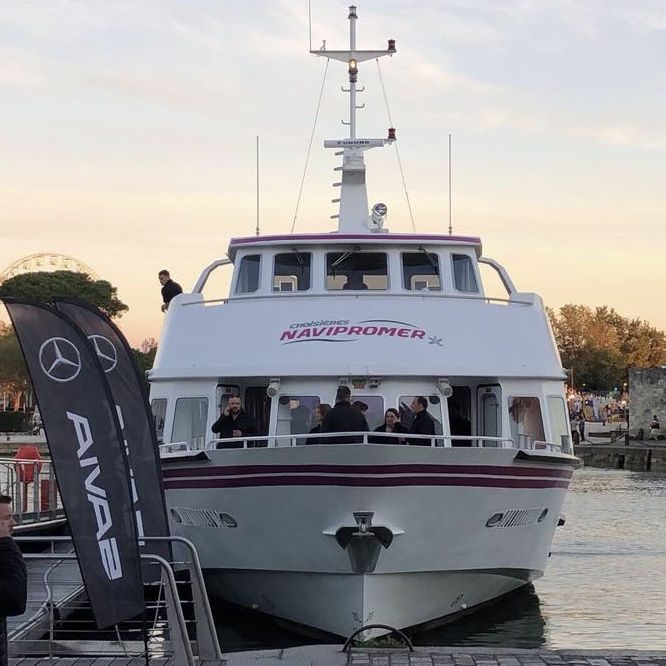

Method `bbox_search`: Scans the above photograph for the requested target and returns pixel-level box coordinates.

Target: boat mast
[312,6,396,233]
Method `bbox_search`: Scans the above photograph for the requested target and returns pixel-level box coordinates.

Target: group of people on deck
[211,386,437,447]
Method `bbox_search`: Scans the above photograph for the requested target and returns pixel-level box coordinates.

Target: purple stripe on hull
[163,475,571,490]
[163,463,574,480]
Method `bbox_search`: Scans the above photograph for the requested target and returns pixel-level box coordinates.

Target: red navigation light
[388,39,396,52]
[387,127,396,141]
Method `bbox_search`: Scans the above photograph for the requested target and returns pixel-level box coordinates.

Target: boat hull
[162,444,574,637]
[204,568,535,638]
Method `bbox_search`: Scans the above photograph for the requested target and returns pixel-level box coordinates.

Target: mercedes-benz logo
[39,337,82,383]
[88,334,118,373]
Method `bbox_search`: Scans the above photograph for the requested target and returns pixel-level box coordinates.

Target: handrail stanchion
[148,536,223,660]
[147,553,196,666]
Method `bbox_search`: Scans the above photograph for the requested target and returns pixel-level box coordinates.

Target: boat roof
[228,233,483,260]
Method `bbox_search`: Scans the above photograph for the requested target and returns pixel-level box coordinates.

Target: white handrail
[180,291,536,307]
[159,431,540,453]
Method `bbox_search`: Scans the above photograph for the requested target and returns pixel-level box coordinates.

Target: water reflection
[412,585,546,648]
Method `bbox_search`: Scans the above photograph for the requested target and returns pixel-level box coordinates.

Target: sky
[1,0,665,346]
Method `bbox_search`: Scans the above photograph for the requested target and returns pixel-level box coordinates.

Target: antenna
[448,133,453,236]
[308,0,312,52]
[256,135,260,237]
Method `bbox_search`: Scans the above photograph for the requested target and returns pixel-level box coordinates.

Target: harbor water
[215,467,666,651]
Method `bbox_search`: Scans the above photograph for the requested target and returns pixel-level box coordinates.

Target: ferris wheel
[0,253,99,283]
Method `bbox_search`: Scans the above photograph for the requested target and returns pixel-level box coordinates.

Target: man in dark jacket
[409,396,435,446]
[211,396,258,447]
[0,494,27,666]
[158,269,183,312]
[321,386,369,444]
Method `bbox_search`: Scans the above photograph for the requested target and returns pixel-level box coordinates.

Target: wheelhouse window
[151,398,167,441]
[452,254,479,293]
[276,395,320,442]
[326,252,388,290]
[402,252,441,291]
[172,397,209,449]
[235,254,261,294]
[547,396,571,453]
[508,397,545,448]
[273,252,311,292]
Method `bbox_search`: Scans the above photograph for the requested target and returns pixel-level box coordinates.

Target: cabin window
[508,397,545,448]
[172,397,209,449]
[547,396,571,453]
[326,252,388,290]
[452,254,478,293]
[151,398,167,441]
[398,395,443,435]
[273,252,311,292]
[401,252,441,291]
[276,395,320,443]
[235,254,261,294]
[351,396,384,431]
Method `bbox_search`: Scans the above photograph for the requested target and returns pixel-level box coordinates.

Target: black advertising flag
[54,299,171,564]
[2,299,144,628]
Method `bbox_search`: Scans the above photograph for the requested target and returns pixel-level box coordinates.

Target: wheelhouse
[150,234,570,456]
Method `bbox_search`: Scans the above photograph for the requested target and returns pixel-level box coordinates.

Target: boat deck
[9,646,666,666]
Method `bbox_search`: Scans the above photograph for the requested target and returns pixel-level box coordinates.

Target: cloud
[0,47,48,89]
[575,124,666,150]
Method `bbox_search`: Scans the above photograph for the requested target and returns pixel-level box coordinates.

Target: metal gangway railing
[0,455,63,527]
[9,535,222,665]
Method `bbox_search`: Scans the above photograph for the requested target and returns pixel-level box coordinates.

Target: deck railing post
[148,554,196,666]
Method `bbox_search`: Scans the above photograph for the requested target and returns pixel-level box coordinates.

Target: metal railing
[10,535,221,665]
[0,456,62,525]
[160,431,562,454]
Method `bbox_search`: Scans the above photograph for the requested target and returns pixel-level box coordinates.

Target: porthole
[220,513,238,528]
[486,512,504,527]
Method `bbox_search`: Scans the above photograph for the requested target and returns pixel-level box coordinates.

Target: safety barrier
[10,535,221,665]
[0,456,62,525]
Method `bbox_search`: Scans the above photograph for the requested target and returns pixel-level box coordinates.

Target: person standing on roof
[158,270,183,312]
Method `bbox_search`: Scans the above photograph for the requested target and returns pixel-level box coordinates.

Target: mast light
[348,58,358,82]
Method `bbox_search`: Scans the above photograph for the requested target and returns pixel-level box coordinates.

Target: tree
[0,323,31,410]
[132,338,158,391]
[548,305,666,391]
[0,270,128,318]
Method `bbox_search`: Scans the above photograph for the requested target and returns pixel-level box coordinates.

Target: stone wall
[629,367,666,433]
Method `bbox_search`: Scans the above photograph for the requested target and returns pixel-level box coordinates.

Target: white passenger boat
[151,5,578,639]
